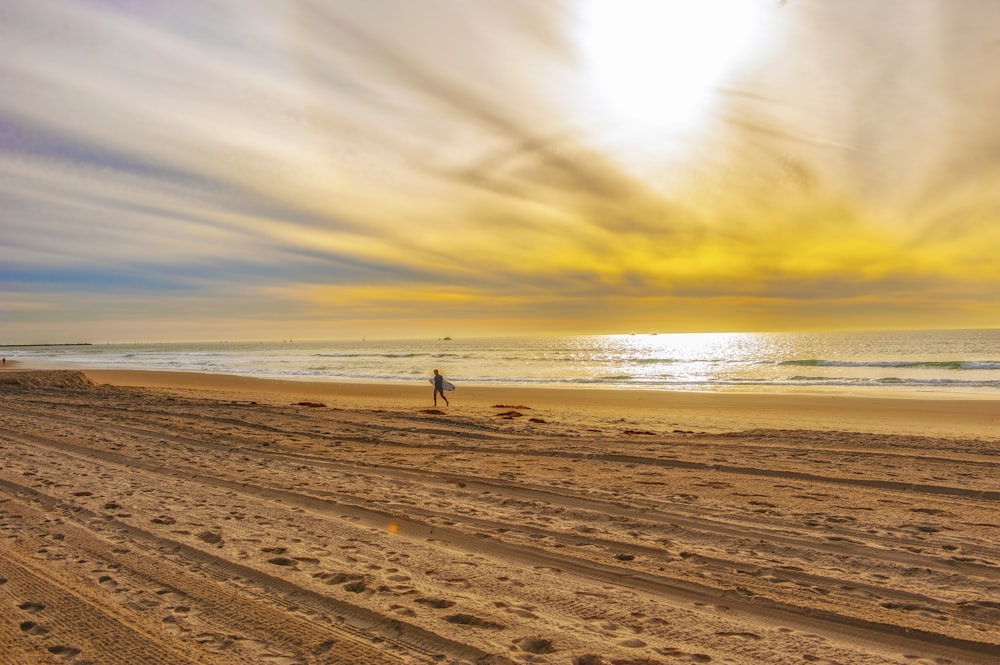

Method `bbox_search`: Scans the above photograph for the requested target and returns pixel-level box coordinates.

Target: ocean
[6,329,1000,397]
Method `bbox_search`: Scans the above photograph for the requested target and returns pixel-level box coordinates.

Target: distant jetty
[0,343,92,348]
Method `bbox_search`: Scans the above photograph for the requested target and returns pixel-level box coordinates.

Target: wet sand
[1,369,998,664]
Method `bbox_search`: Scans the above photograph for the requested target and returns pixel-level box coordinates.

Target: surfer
[432,369,450,407]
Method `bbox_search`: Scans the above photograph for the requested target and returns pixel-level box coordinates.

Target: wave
[779,359,1000,370]
[312,352,462,359]
[427,374,1000,391]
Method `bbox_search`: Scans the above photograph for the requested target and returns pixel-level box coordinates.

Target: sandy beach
[1,368,998,664]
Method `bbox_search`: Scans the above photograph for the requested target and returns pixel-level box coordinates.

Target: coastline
[80,368,1000,441]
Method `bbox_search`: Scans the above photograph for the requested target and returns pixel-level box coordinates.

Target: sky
[2,0,999,343]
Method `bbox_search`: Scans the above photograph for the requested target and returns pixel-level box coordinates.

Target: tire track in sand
[0,479,515,665]
[9,406,1000,581]
[0,384,1000,663]
[3,429,998,665]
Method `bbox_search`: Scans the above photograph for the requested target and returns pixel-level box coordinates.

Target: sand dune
[1,370,998,664]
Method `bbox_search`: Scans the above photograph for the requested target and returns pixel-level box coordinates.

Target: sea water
[6,329,1000,397]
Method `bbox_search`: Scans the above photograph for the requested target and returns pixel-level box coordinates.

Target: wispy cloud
[2,0,998,341]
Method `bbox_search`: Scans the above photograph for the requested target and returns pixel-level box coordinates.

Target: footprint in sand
[155,588,188,603]
[654,647,712,662]
[514,636,555,654]
[313,571,364,586]
[442,614,504,629]
[161,614,190,636]
[415,597,455,609]
[20,621,51,636]
[47,645,82,658]
[494,601,538,619]
[584,620,621,637]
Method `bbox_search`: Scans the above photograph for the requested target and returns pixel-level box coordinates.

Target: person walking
[432,369,450,407]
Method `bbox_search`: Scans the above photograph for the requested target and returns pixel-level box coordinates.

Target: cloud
[1,0,998,341]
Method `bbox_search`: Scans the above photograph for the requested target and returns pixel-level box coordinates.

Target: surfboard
[429,378,456,391]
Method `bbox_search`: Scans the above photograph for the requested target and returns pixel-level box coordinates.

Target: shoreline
[60,367,1000,440]
[10,353,1000,399]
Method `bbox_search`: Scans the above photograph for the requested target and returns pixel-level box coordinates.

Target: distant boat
[442,336,452,341]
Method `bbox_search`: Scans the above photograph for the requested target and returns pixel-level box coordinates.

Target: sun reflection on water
[590,332,832,389]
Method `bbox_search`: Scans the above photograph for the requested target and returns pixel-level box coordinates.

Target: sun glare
[577,0,772,137]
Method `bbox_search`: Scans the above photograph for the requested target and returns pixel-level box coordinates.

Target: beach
[1,368,998,664]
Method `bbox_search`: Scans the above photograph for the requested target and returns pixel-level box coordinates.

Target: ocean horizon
[5,329,1000,397]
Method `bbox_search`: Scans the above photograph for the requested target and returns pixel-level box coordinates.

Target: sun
[577,0,773,137]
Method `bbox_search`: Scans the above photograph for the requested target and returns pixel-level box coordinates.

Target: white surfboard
[429,378,456,391]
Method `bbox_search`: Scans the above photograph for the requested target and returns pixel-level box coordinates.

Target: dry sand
[1,368,998,664]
